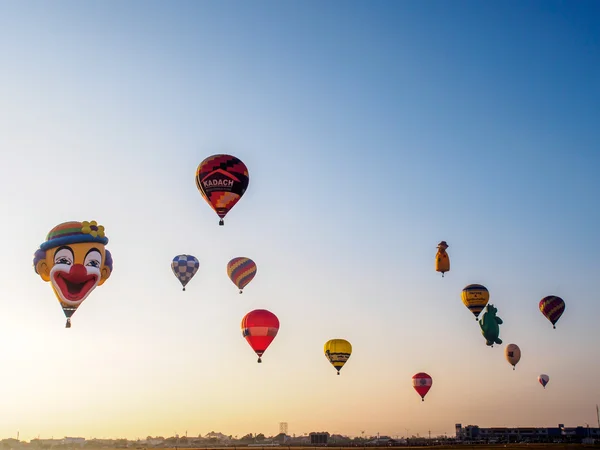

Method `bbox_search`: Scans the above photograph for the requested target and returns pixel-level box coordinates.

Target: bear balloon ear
[36,260,51,281]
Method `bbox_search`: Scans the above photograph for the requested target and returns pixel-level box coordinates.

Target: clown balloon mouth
[54,272,98,301]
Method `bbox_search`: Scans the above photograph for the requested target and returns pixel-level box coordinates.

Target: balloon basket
[65,318,71,329]
[219,219,224,226]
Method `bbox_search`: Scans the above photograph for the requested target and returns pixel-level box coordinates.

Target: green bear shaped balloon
[479,304,503,347]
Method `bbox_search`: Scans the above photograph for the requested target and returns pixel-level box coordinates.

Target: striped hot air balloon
[324,339,352,375]
[412,372,433,401]
[227,257,257,293]
[461,284,490,320]
[241,309,279,363]
[539,296,565,329]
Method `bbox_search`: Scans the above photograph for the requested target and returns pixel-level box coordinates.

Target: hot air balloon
[171,254,199,291]
[227,257,257,293]
[505,344,521,370]
[539,296,565,329]
[324,339,352,375]
[241,309,279,363]
[461,284,489,320]
[33,221,113,328]
[195,154,249,226]
[412,372,432,401]
[538,374,549,389]
[435,241,450,277]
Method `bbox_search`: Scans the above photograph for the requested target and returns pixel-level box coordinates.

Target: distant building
[455,424,599,443]
[63,438,85,446]
[309,432,329,445]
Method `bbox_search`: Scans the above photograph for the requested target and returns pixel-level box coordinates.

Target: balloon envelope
[539,296,565,329]
[241,309,279,363]
[505,344,521,369]
[539,374,550,388]
[171,255,199,291]
[195,154,249,225]
[412,372,432,401]
[324,339,352,375]
[435,241,450,276]
[227,257,257,293]
[461,284,489,319]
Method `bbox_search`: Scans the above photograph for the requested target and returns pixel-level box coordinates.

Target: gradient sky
[0,0,599,442]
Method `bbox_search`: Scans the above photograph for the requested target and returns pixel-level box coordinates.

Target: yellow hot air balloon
[461,284,489,320]
[435,241,450,277]
[324,339,352,375]
[505,343,521,370]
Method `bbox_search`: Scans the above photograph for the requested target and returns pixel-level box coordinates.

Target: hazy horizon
[1,0,599,442]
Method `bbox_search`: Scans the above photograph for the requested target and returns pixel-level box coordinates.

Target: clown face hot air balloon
[461,284,489,320]
[412,372,432,401]
[505,344,521,370]
[171,255,199,291]
[195,154,249,226]
[241,309,279,363]
[324,339,352,375]
[538,374,549,389]
[435,241,450,277]
[33,221,113,328]
[539,296,565,329]
[227,257,257,293]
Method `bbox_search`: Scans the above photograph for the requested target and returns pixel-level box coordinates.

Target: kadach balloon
[435,241,450,277]
[227,257,257,293]
[324,339,352,375]
[171,254,199,291]
[241,309,279,363]
[33,221,113,328]
[195,154,249,226]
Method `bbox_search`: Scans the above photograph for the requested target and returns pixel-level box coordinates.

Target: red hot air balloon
[241,309,279,363]
[412,372,433,401]
[539,296,565,329]
[195,154,249,226]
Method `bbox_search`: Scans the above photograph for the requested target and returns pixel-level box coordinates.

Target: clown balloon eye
[84,250,102,269]
[54,248,74,265]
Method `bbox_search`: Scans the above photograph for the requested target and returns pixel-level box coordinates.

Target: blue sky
[0,0,599,441]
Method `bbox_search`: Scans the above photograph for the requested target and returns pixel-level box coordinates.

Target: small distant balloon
[412,372,432,401]
[171,255,199,291]
[435,241,450,277]
[505,344,521,370]
[324,339,352,375]
[227,257,257,293]
[539,296,565,329]
[461,284,490,319]
[538,374,550,389]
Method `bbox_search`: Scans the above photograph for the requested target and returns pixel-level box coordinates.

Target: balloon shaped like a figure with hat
[33,220,113,328]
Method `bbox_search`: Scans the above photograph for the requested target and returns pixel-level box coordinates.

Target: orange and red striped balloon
[227,257,257,293]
